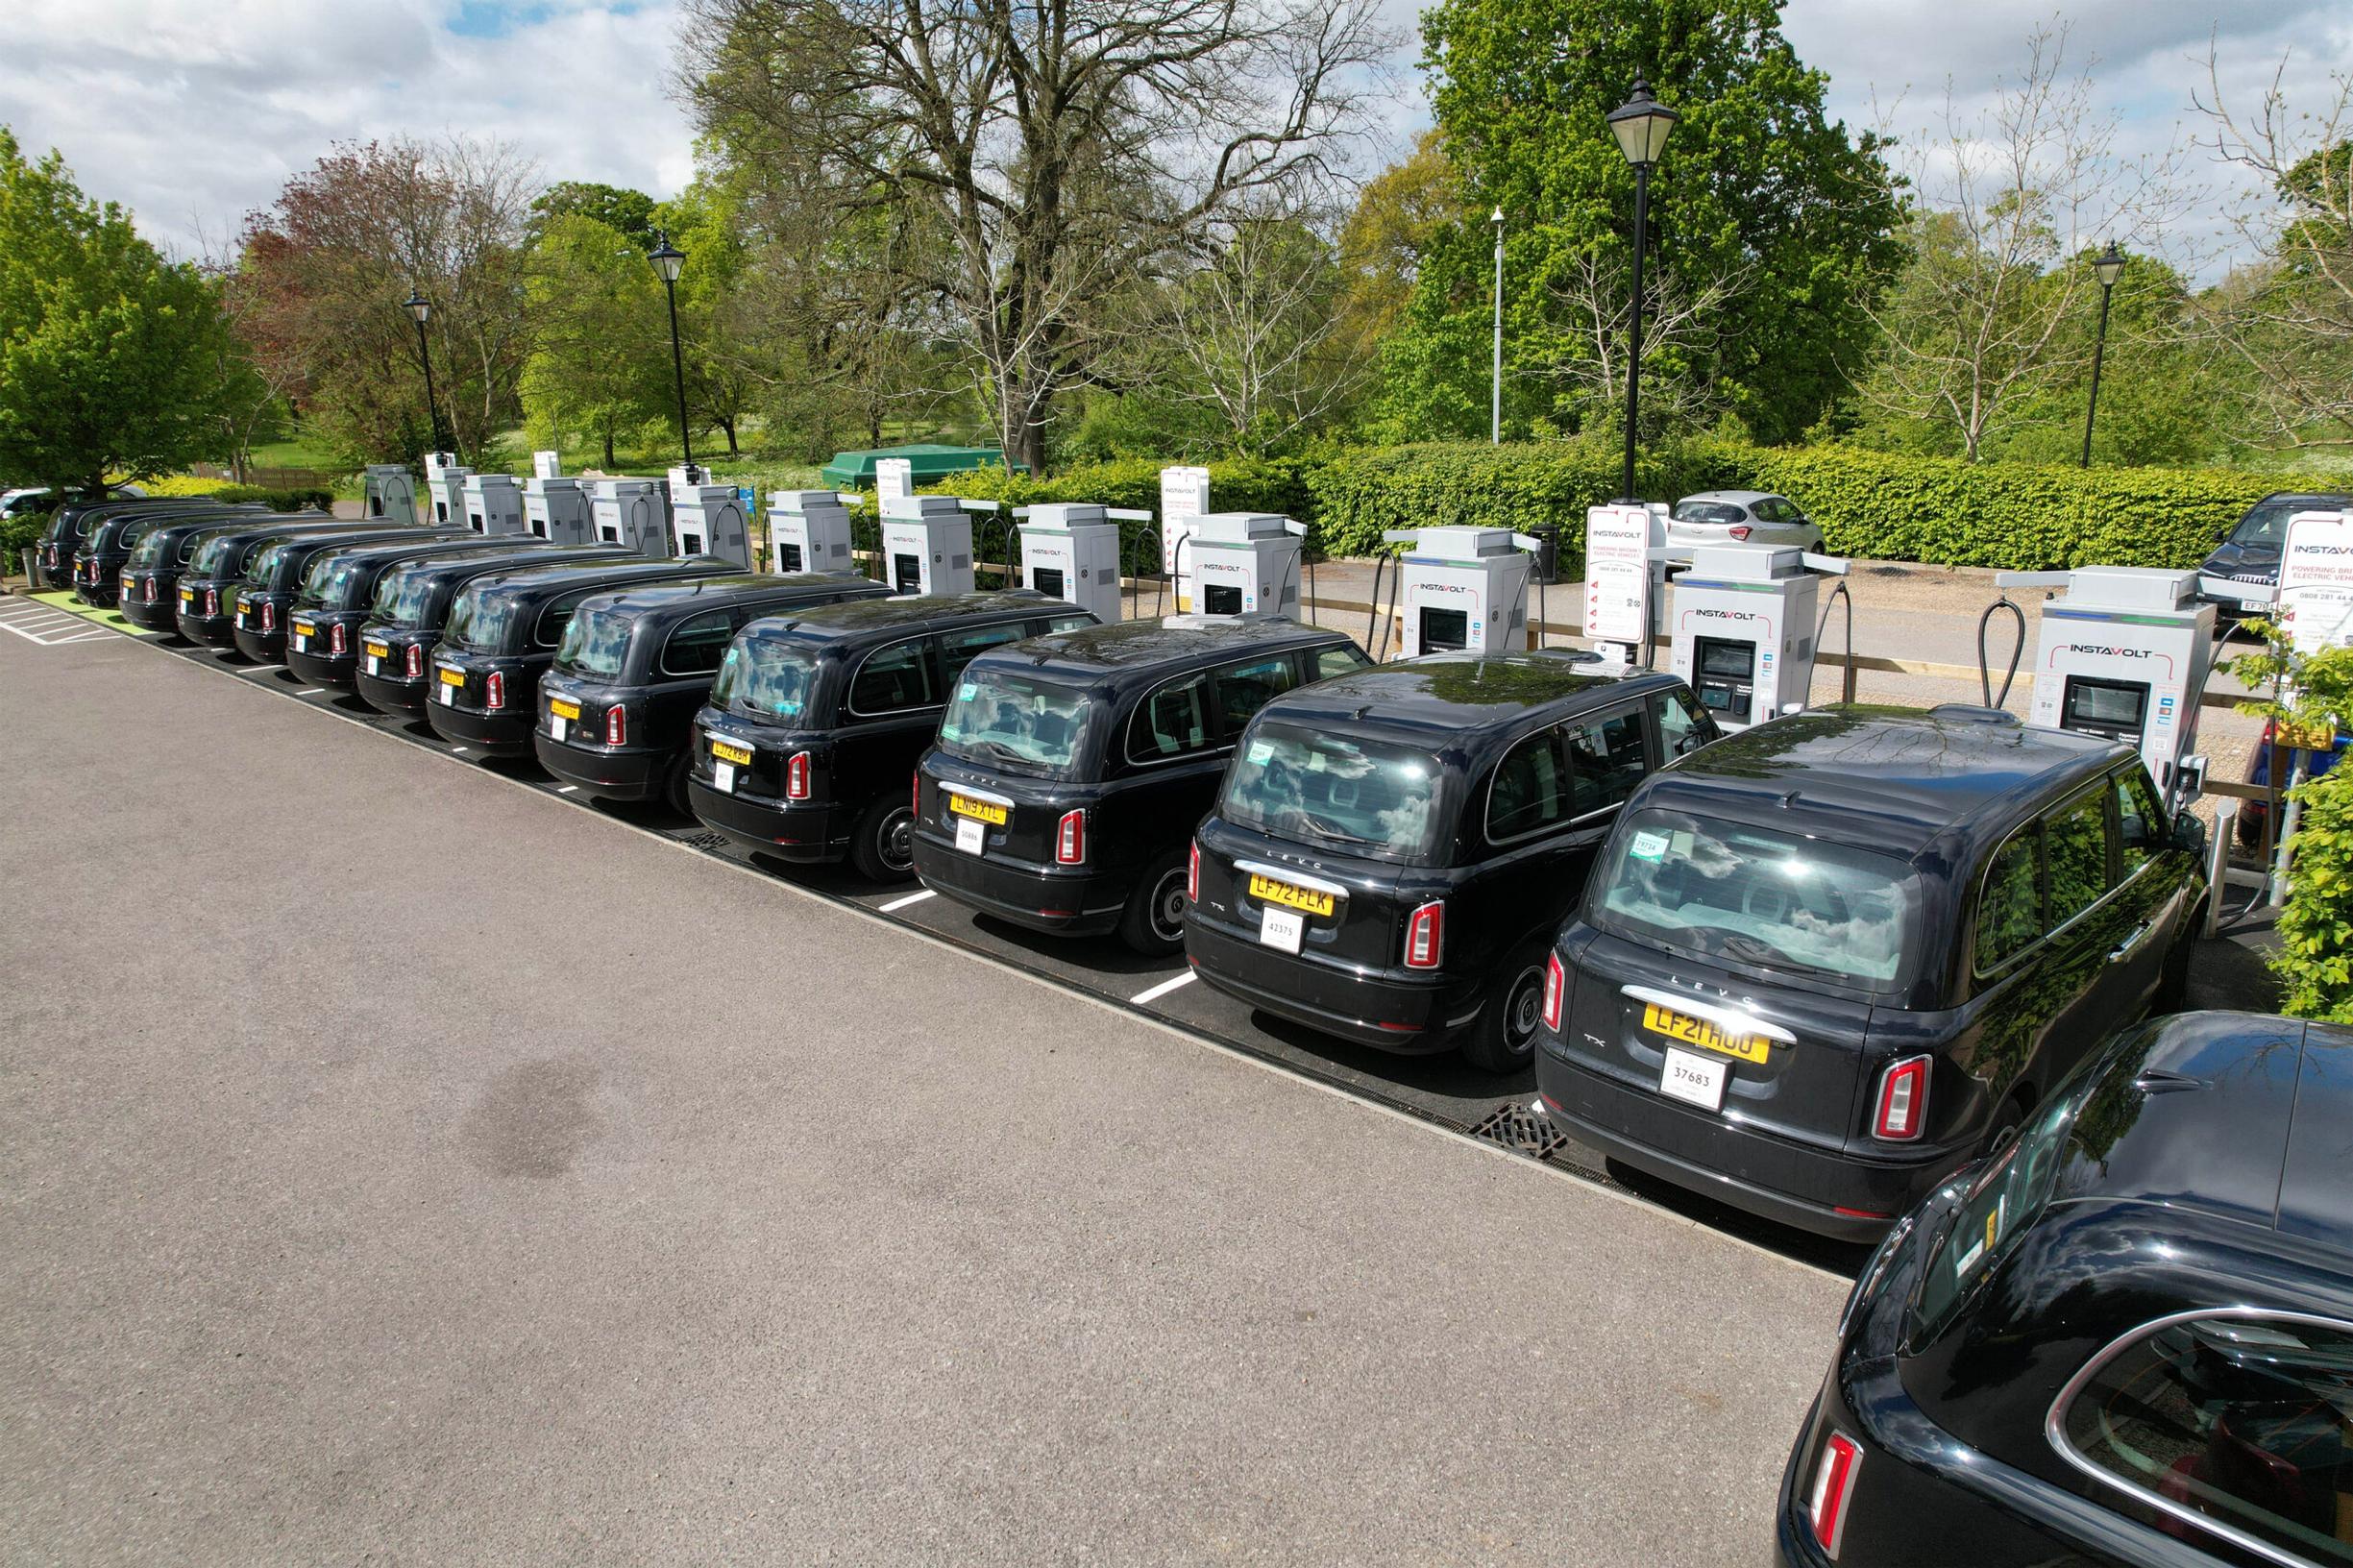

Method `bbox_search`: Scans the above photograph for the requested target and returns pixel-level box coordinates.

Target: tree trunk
[603,425,616,469]
[721,416,739,457]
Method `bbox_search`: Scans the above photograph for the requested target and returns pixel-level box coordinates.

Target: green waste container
[819,443,1028,490]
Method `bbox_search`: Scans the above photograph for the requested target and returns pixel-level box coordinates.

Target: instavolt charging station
[881,494,997,596]
[524,452,594,544]
[362,464,419,525]
[423,453,473,527]
[1380,526,1540,656]
[667,464,751,566]
[1997,565,2220,798]
[769,490,860,575]
[590,478,671,554]
[1663,544,1850,731]
[1180,513,1306,619]
[461,471,527,535]
[1016,502,1150,622]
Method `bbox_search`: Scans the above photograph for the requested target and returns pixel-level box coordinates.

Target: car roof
[188,518,344,553]
[2257,491,2351,505]
[391,545,634,584]
[1677,490,1777,505]
[313,536,489,569]
[750,589,1062,644]
[585,572,885,620]
[1641,704,2128,857]
[1252,653,1668,747]
[463,556,717,602]
[2057,1012,2353,1253]
[988,615,1347,680]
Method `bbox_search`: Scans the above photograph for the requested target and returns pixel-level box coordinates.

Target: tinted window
[2234,497,2349,547]
[1219,723,1443,862]
[848,638,938,714]
[1214,655,1300,736]
[1129,673,1213,763]
[940,620,1027,681]
[661,609,732,677]
[1487,731,1567,842]
[1915,1089,2078,1335]
[372,565,441,626]
[2047,789,2113,928]
[1673,502,1747,526]
[187,536,240,577]
[2116,769,2163,875]
[1654,687,1712,760]
[1047,614,1095,633]
[535,588,606,649]
[1563,709,1648,815]
[442,583,529,650]
[939,670,1092,774]
[1314,643,1371,681]
[2058,1314,2353,1565]
[1975,828,2043,971]
[713,640,819,722]
[556,605,634,678]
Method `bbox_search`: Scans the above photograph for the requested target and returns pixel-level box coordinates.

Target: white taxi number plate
[713,761,735,793]
[954,818,985,855]
[364,655,380,675]
[550,716,567,743]
[2243,599,2268,612]
[1258,906,1305,954]
[293,633,307,652]
[438,679,454,705]
[1659,1046,1730,1112]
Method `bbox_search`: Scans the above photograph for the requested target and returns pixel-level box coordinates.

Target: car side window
[1128,673,1213,763]
[1046,614,1094,633]
[661,609,732,677]
[1486,730,1568,843]
[1562,709,1648,816]
[940,621,1027,682]
[1313,643,1372,681]
[2046,789,2114,929]
[2054,1313,2353,1565]
[848,637,939,714]
[2115,769,2163,876]
[1214,655,1300,737]
[1974,827,2043,971]
[535,588,600,649]
[1652,688,1715,760]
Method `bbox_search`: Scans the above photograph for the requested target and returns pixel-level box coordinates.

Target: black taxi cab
[534,573,892,811]
[422,556,737,754]
[34,496,181,590]
[1535,704,2207,1242]
[73,503,264,606]
[282,538,512,689]
[913,617,1369,955]
[230,527,454,663]
[352,544,632,717]
[1186,656,1713,1072]
[171,517,348,647]
[689,592,1094,880]
[117,517,277,632]
[1781,1011,2353,1567]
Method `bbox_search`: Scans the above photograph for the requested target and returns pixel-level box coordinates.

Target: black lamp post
[1605,78,1679,503]
[2081,241,2126,468]
[405,288,445,455]
[648,233,693,471]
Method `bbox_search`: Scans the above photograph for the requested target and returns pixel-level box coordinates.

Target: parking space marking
[296,688,324,696]
[879,889,936,913]
[0,602,128,646]
[1130,970,1196,1006]
[555,785,578,794]
[234,664,283,675]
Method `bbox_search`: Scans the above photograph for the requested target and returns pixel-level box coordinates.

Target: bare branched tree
[676,0,1392,472]
[2193,50,2353,450]
[1539,244,1752,432]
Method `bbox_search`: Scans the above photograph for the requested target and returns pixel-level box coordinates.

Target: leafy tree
[519,214,671,469]
[533,182,659,249]
[1378,0,1903,446]
[0,128,239,492]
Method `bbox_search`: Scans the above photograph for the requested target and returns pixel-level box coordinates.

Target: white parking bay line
[879,889,936,913]
[296,688,324,696]
[1129,970,1196,1006]
[555,785,578,795]
[235,665,283,675]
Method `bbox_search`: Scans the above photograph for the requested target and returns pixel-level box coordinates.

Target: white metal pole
[1490,208,1505,445]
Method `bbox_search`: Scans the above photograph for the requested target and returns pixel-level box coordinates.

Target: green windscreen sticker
[1629,829,1670,862]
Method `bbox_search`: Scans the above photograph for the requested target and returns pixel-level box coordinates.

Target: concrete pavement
[0,621,1844,1563]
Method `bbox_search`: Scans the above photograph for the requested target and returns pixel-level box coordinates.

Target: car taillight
[1541,951,1564,1031]
[404,643,424,678]
[787,751,811,799]
[262,602,277,633]
[205,588,219,615]
[1807,1431,1862,1556]
[605,704,626,746]
[331,623,348,654]
[485,671,505,710]
[144,577,156,603]
[1404,900,1444,969]
[1187,840,1200,901]
[1872,1055,1931,1142]
[1728,525,1752,542]
[1056,808,1086,866]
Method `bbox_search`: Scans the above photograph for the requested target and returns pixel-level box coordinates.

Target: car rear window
[2234,497,2348,546]
[1673,502,1747,526]
[186,536,240,577]
[130,531,171,569]
[1591,809,1920,990]
[713,639,820,722]
[244,541,291,587]
[1217,722,1444,863]
[556,605,636,679]
[442,582,530,651]
[372,565,442,627]
[1911,1087,2078,1338]
[937,669,1093,775]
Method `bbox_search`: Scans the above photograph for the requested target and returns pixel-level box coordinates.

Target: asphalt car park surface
[1,610,1857,1563]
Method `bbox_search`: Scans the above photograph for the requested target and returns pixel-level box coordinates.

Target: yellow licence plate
[179,588,194,603]
[363,640,389,659]
[438,667,465,686]
[948,793,1007,825]
[1247,872,1335,919]
[292,620,315,637]
[551,698,581,722]
[710,739,753,767]
[1642,1003,1770,1066]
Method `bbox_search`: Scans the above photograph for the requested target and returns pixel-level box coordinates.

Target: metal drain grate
[1467,1100,1573,1160]
[672,830,728,852]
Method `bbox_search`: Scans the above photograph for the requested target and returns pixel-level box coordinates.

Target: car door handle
[2107,923,2153,965]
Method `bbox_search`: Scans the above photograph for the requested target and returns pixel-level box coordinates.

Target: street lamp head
[1607,77,1679,169]
[648,233,685,284]
[404,289,429,324]
[2092,240,2126,289]
[1490,206,1505,229]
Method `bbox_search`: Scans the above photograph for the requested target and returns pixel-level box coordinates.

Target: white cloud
[0,0,696,256]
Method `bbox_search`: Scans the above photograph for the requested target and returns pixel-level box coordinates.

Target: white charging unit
[769,490,860,576]
[590,478,671,554]
[666,464,750,565]
[881,495,990,596]
[423,453,474,528]
[1997,565,2217,796]
[1582,503,1668,666]
[460,473,527,536]
[1180,512,1305,619]
[2280,508,2353,657]
[524,463,593,544]
[1017,502,1140,622]
[1160,466,1212,577]
[1666,545,1847,732]
[1380,526,1540,657]
[362,464,418,525]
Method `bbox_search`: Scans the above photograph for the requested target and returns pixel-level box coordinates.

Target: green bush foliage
[3,505,53,562]
[146,476,336,511]
[2276,768,2353,1024]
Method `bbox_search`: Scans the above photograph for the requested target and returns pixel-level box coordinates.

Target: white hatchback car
[1663,490,1824,557]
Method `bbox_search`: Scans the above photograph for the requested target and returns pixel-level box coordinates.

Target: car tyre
[851,796,918,883]
[665,749,695,818]
[1118,848,1189,957]
[1461,939,1548,1075]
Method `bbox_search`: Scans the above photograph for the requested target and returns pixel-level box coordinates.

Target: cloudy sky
[1,0,2347,275]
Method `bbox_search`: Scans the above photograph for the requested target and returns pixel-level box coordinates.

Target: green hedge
[147,476,337,511]
[2278,768,2353,1023]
